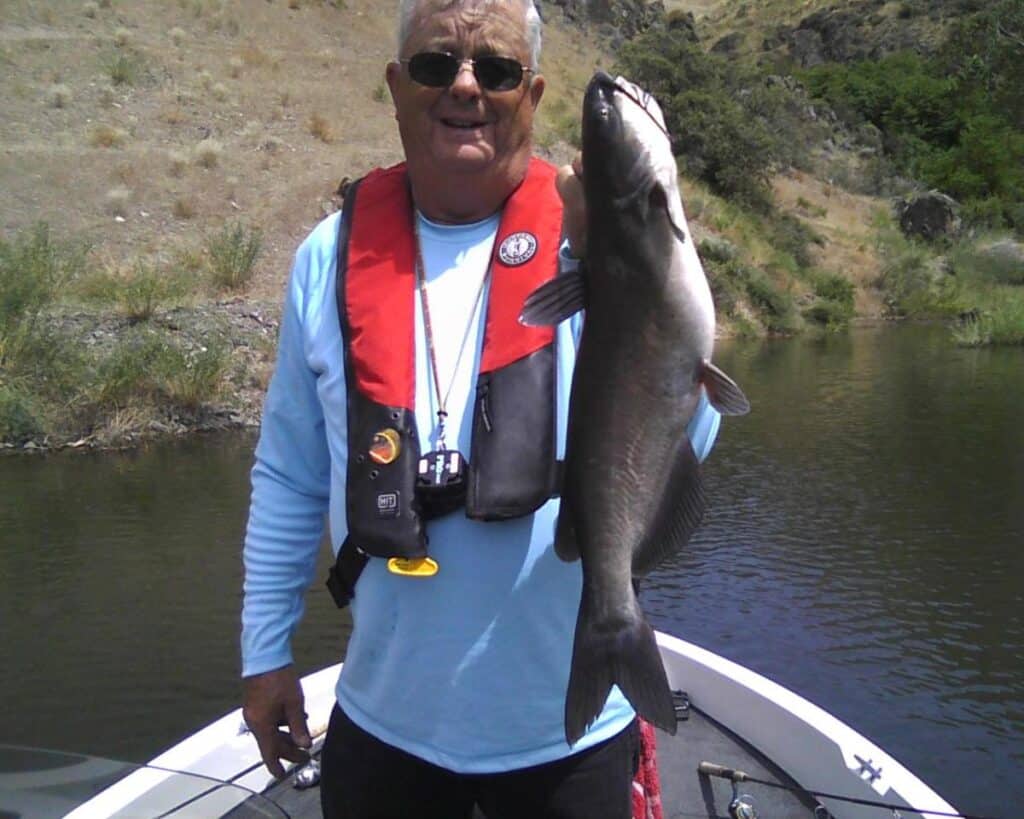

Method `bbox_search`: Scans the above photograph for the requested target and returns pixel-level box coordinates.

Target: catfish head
[582,71,687,247]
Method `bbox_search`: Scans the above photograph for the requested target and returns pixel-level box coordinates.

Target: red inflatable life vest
[334,158,564,570]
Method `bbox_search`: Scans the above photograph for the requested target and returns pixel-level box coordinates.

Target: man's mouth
[441,117,488,130]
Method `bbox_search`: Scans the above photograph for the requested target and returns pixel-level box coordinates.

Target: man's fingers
[253,728,309,779]
[241,665,309,779]
[251,725,287,779]
[285,702,312,750]
[556,160,587,258]
[555,164,581,200]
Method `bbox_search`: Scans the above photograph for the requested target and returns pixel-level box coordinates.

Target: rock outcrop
[895,191,962,241]
[540,0,665,41]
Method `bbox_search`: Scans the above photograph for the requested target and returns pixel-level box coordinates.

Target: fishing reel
[728,791,759,819]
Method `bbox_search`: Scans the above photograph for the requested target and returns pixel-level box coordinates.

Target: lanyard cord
[413,216,492,450]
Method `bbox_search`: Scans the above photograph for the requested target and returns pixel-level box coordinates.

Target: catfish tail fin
[565,591,676,745]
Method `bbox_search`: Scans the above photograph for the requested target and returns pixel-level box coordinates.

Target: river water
[1,324,1021,817]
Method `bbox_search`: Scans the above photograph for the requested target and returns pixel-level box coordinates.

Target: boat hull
[68,633,956,818]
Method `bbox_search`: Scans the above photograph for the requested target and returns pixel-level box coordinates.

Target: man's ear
[385,61,402,111]
[528,73,545,110]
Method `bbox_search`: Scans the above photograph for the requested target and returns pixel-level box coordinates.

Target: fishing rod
[698,761,1001,819]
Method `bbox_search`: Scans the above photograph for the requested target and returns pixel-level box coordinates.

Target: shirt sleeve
[240,236,333,678]
[687,391,720,463]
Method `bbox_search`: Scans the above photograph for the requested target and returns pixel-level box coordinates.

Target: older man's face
[386,1,544,183]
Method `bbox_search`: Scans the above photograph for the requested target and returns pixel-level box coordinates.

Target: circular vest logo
[499,232,538,266]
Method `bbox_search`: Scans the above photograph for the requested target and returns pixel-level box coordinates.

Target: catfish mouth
[583,71,655,201]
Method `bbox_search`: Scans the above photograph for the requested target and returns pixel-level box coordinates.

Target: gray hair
[397,0,543,71]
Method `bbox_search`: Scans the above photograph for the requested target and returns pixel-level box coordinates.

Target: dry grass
[47,84,72,108]
[168,150,189,178]
[105,187,132,217]
[194,138,222,169]
[90,124,128,149]
[172,198,195,219]
[0,0,595,303]
[308,113,333,144]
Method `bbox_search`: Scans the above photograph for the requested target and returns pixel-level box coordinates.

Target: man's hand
[557,153,586,259]
[242,666,312,779]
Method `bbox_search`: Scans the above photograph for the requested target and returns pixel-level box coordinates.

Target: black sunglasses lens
[406,53,524,91]
[408,52,458,87]
[475,56,523,91]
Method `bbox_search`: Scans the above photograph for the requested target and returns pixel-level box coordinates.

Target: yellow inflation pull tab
[387,557,439,577]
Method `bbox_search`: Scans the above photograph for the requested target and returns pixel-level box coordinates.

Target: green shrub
[769,212,823,271]
[120,262,191,322]
[93,330,170,407]
[0,382,43,443]
[0,223,85,366]
[802,7,1024,233]
[704,257,746,316]
[74,262,194,321]
[949,240,1024,286]
[616,29,816,209]
[953,301,1024,347]
[93,329,228,410]
[804,272,856,327]
[205,222,262,291]
[103,50,144,86]
[158,342,228,409]
[743,268,803,333]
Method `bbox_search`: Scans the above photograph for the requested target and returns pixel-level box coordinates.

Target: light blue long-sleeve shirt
[241,208,721,773]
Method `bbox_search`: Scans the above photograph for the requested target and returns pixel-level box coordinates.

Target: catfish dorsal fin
[700,359,750,416]
[519,268,586,327]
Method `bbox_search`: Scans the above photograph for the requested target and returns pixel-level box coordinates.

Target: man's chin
[436,144,497,173]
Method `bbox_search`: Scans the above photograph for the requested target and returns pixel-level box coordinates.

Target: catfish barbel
[521,71,750,745]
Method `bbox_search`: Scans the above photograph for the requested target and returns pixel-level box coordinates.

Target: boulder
[977,239,1024,284]
[711,31,745,55]
[895,191,961,242]
[541,0,665,39]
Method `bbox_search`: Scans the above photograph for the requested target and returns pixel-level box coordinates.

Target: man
[241,2,720,817]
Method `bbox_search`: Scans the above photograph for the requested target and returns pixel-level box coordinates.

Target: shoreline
[4,308,925,457]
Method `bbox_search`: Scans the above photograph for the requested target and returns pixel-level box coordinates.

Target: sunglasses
[400,51,533,92]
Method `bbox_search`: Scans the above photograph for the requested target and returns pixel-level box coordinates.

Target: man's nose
[449,59,481,99]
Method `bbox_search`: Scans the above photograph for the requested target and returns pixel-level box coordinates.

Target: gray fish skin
[546,71,749,745]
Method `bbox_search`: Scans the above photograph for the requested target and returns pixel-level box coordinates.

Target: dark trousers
[320,705,639,819]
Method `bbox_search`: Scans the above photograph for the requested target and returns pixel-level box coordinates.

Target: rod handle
[698,761,749,782]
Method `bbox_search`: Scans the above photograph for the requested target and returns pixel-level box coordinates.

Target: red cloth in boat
[632,720,664,819]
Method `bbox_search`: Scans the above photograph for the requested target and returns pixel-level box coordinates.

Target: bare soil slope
[1,0,601,301]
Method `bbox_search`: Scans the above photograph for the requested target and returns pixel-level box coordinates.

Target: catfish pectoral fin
[700,359,751,416]
[519,269,587,327]
[565,596,676,745]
